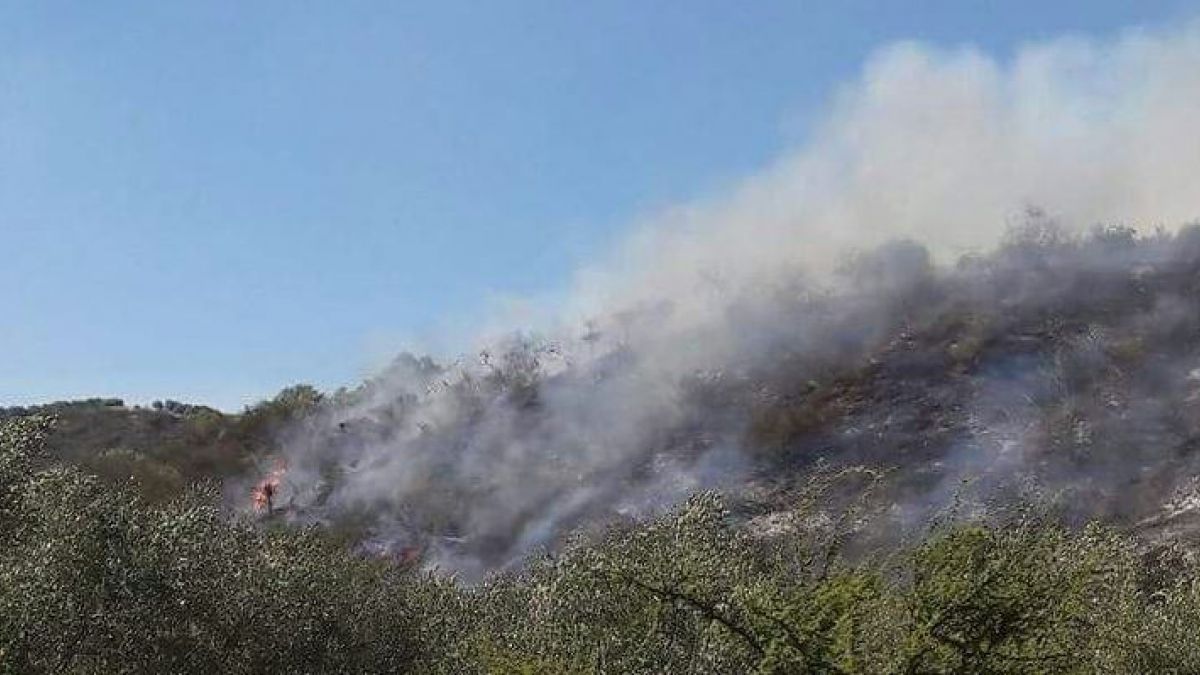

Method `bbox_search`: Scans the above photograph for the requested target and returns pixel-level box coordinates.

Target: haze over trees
[10,227,1200,672]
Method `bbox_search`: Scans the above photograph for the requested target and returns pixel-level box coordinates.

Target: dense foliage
[6,415,1200,673]
[0,415,424,674]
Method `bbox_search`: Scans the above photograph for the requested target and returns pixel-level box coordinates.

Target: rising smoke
[257,22,1200,578]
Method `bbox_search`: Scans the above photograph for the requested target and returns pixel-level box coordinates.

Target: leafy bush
[452,495,1182,674]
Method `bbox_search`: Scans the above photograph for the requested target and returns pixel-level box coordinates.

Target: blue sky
[1,1,1195,410]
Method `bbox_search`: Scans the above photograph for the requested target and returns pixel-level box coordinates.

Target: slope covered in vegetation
[11,225,1200,671]
[0,385,323,505]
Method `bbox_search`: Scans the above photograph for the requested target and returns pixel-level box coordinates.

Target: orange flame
[397,545,422,566]
[251,461,286,513]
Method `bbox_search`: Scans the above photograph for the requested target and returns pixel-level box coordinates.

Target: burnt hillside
[233,223,1200,575]
[14,224,1200,572]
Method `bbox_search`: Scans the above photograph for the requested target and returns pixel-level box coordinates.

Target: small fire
[396,545,422,566]
[251,460,287,513]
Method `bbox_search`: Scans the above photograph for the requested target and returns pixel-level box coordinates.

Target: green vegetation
[6,415,1200,674]
[0,415,421,673]
[0,387,326,506]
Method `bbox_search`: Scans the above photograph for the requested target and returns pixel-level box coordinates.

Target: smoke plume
[260,22,1200,578]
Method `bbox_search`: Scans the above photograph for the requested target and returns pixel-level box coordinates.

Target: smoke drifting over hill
[260,24,1200,578]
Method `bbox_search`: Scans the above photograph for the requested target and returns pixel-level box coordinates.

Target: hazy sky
[2,1,1196,410]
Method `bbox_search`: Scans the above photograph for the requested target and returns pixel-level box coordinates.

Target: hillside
[17,224,1200,561]
[232,223,1200,575]
[11,225,1200,671]
[0,387,318,504]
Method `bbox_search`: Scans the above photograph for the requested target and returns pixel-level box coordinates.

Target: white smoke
[570,22,1200,329]
[268,22,1200,577]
